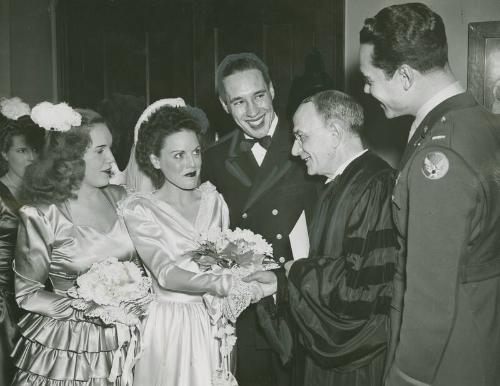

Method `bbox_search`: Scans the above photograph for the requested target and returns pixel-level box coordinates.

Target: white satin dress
[120,182,229,386]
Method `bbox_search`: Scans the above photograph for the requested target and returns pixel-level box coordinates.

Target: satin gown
[0,181,22,385]
[11,185,140,386]
[120,181,229,386]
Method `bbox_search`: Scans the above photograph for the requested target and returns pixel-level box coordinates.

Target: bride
[120,103,255,386]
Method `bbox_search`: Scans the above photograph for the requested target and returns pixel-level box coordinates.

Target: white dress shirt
[325,149,368,185]
[244,114,278,166]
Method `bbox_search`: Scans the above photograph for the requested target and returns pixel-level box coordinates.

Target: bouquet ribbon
[108,324,142,386]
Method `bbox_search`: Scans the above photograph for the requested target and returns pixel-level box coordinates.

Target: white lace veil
[122,98,186,192]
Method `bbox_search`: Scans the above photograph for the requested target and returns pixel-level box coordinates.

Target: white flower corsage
[31,101,82,132]
[0,97,31,120]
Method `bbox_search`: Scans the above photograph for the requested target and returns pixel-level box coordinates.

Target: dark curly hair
[0,115,45,176]
[135,105,203,189]
[22,109,106,205]
[359,3,448,77]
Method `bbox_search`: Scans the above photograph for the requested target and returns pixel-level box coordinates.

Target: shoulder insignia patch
[422,151,449,180]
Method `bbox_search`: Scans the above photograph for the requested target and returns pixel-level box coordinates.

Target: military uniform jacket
[386,92,500,386]
[201,121,319,265]
[201,120,320,351]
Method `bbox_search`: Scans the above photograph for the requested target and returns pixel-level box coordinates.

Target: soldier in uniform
[201,52,320,386]
[359,3,500,386]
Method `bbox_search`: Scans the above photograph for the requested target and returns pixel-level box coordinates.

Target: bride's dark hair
[135,105,203,189]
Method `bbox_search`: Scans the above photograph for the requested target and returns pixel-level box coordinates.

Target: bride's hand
[206,273,234,297]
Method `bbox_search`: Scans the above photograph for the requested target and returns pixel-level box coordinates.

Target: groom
[202,52,320,386]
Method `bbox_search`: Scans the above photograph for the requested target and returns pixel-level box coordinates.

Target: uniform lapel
[223,130,255,188]
[242,122,293,212]
[398,92,477,172]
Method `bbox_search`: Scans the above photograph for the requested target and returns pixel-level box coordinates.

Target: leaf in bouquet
[216,258,236,269]
[232,251,265,267]
[219,241,240,260]
[193,254,221,268]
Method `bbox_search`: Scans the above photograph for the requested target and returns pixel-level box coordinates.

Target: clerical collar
[408,81,465,142]
[243,113,278,140]
[325,149,368,184]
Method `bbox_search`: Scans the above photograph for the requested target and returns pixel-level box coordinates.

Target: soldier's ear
[219,97,229,114]
[398,64,414,91]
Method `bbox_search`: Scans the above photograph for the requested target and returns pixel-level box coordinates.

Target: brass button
[272,209,278,215]
[279,257,286,263]
[276,234,282,240]
[242,213,248,219]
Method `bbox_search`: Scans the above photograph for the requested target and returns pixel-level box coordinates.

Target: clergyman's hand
[243,271,277,299]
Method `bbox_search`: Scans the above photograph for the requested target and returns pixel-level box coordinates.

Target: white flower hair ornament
[0,97,31,120]
[30,101,82,132]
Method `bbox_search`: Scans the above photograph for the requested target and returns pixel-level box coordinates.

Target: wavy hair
[135,105,203,189]
[360,3,448,77]
[21,109,105,205]
[0,115,45,176]
[302,90,364,136]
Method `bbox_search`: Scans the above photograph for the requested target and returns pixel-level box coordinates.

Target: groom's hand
[243,271,277,300]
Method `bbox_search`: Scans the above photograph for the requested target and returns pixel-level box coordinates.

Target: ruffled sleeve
[14,206,74,319]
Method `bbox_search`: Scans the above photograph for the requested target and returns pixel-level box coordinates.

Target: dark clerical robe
[285,151,398,386]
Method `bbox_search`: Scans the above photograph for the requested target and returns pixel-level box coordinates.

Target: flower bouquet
[191,227,278,386]
[67,257,153,326]
[192,227,277,273]
[67,257,153,385]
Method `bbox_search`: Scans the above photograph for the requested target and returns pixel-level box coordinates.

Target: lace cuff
[222,278,260,323]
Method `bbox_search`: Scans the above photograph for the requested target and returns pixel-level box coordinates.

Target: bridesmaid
[0,113,44,385]
[11,106,141,385]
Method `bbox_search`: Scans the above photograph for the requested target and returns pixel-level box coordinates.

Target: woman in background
[0,110,44,385]
[11,106,140,385]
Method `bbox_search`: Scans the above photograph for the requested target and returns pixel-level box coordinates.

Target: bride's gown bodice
[120,181,229,301]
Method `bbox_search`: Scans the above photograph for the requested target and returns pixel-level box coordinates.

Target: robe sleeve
[288,171,398,369]
[121,198,233,296]
[14,206,74,319]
